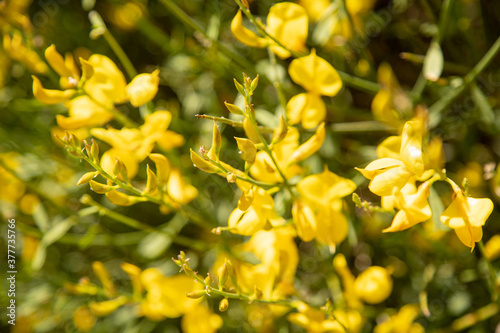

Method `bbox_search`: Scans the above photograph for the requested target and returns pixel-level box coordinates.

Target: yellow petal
[89,296,128,316]
[267,2,308,58]
[346,0,377,16]
[369,165,412,197]
[92,261,115,297]
[316,206,349,246]
[126,69,160,107]
[167,168,198,204]
[228,207,265,236]
[45,44,73,78]
[149,153,170,186]
[32,76,75,104]
[286,92,326,129]
[467,197,494,227]
[290,122,325,163]
[157,131,185,150]
[440,191,492,229]
[140,110,172,137]
[288,49,342,96]
[454,226,483,249]
[235,137,257,164]
[84,54,128,107]
[297,167,356,205]
[376,136,401,159]
[231,10,267,48]
[100,149,139,179]
[400,119,425,176]
[57,95,112,129]
[292,199,317,242]
[105,190,143,206]
[354,266,392,304]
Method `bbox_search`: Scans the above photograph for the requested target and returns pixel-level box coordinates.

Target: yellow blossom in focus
[383,181,432,232]
[231,2,308,58]
[440,187,493,249]
[287,51,342,128]
[294,167,356,247]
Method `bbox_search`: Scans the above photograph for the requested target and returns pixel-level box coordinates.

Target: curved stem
[103,30,138,80]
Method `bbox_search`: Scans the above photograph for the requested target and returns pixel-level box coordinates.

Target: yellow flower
[3,32,48,75]
[354,266,393,304]
[383,181,432,232]
[56,95,113,129]
[140,269,204,321]
[288,302,364,333]
[371,63,411,128]
[72,306,97,332]
[287,50,342,127]
[286,93,326,130]
[228,185,284,235]
[266,2,309,58]
[181,304,223,333]
[231,3,308,58]
[440,188,493,249]
[484,235,500,261]
[126,69,160,107]
[294,167,356,246]
[333,254,363,309]
[250,127,302,183]
[91,111,182,179]
[374,304,424,333]
[298,0,331,22]
[345,0,377,16]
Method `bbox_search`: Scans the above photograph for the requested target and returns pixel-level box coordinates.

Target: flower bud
[233,77,246,96]
[235,137,257,164]
[208,122,222,162]
[218,263,228,290]
[354,266,393,304]
[149,153,170,186]
[290,122,325,163]
[89,180,115,194]
[186,290,207,299]
[219,298,229,312]
[224,101,245,116]
[77,171,99,186]
[227,173,237,183]
[190,149,220,173]
[204,273,213,286]
[272,114,288,145]
[143,164,158,194]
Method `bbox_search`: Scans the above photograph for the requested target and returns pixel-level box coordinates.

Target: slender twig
[195,114,274,133]
[103,30,138,80]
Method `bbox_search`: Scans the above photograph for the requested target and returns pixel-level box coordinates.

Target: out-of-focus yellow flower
[383,181,432,232]
[288,302,364,333]
[89,296,128,316]
[484,235,500,261]
[181,304,223,333]
[374,304,424,333]
[354,266,393,304]
[92,261,116,297]
[108,1,145,31]
[333,254,363,309]
[0,153,26,206]
[287,51,342,128]
[126,69,160,107]
[231,2,308,58]
[139,269,204,321]
[72,306,97,332]
[440,186,493,249]
[3,32,48,74]
[371,63,411,128]
[345,0,377,16]
[299,0,331,22]
[294,167,356,247]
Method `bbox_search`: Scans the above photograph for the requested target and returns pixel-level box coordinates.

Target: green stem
[209,158,278,189]
[103,30,138,80]
[159,0,253,70]
[330,121,394,132]
[429,34,500,127]
[195,114,274,133]
[478,240,498,301]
